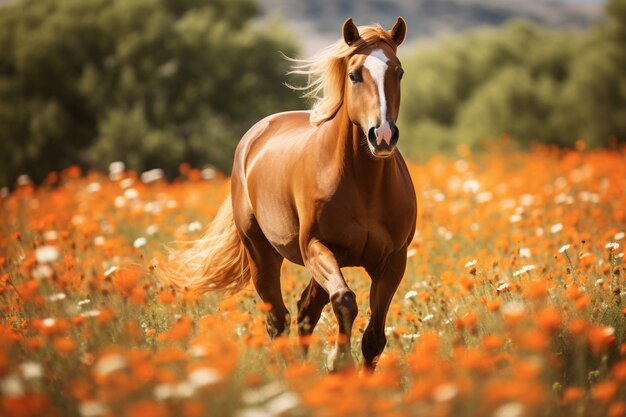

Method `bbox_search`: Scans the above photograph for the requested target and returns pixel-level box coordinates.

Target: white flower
[133,237,147,249]
[119,178,134,189]
[464,260,477,268]
[550,223,563,233]
[124,188,138,200]
[513,265,535,277]
[80,309,101,318]
[77,299,91,307]
[146,225,159,235]
[475,191,492,203]
[501,301,525,316]
[17,174,31,186]
[558,244,571,253]
[614,232,625,241]
[48,293,67,302]
[266,391,299,415]
[433,383,458,402]
[20,362,43,379]
[0,374,24,397]
[509,214,521,223]
[519,194,535,206]
[173,381,195,398]
[79,401,108,417]
[462,179,480,194]
[242,381,287,405]
[104,266,118,277]
[94,354,127,376]
[189,345,206,358]
[421,314,434,322]
[404,290,418,300]
[436,226,453,240]
[493,402,524,417]
[32,265,54,280]
[188,368,221,388]
[519,248,531,258]
[202,167,217,180]
[141,169,164,184]
[35,245,59,263]
[497,282,510,292]
[44,230,58,241]
[154,384,174,401]
[42,317,56,327]
[109,161,125,175]
[86,182,102,193]
[605,242,619,250]
[407,248,417,257]
[188,221,202,233]
[234,408,272,417]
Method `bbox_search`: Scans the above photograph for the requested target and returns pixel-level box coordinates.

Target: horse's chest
[318,196,413,267]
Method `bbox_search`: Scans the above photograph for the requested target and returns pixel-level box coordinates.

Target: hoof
[327,345,355,372]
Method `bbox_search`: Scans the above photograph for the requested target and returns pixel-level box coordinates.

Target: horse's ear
[342,18,361,46]
[389,17,407,46]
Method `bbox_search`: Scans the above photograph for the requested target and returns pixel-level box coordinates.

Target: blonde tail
[156,195,250,294]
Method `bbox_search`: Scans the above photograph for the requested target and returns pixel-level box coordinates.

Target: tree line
[399,0,626,158]
[0,0,300,186]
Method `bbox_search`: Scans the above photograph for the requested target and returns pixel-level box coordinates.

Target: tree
[0,0,301,186]
[397,13,626,159]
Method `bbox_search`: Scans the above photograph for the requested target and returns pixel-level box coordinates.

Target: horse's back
[234,111,311,173]
[231,111,314,263]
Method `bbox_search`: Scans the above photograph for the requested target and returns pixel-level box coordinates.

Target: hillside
[258,0,603,54]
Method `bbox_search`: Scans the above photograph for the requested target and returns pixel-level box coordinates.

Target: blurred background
[1,0,624,187]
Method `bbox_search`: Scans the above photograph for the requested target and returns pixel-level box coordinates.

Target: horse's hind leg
[240,229,289,338]
[297,278,329,351]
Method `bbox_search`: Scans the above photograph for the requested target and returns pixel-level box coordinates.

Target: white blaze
[363,49,392,146]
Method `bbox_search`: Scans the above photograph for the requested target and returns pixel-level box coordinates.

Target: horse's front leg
[302,240,357,371]
[363,248,408,370]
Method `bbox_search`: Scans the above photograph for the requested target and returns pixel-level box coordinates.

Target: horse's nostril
[367,127,377,144]
[391,125,400,145]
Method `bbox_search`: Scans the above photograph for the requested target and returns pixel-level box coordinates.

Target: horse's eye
[348,71,362,83]
[398,68,404,80]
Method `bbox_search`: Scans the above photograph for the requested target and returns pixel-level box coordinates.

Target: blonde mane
[287,25,397,126]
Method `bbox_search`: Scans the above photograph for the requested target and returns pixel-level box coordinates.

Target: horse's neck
[326,106,392,188]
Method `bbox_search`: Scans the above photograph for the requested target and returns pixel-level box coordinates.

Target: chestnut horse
[159,17,417,371]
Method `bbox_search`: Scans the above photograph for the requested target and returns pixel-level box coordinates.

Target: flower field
[1,146,625,417]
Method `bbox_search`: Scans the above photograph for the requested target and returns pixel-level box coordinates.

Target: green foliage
[0,0,301,185]
[399,2,626,159]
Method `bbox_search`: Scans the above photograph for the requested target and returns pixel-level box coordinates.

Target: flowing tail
[156,195,250,294]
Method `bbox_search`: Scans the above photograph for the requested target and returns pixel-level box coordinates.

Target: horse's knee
[362,328,386,368]
[330,290,358,330]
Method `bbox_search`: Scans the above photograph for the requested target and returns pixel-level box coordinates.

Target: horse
[158,17,417,371]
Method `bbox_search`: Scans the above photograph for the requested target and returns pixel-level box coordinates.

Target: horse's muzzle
[367,123,399,157]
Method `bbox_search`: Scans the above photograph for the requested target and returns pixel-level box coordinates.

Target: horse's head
[343,17,406,158]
